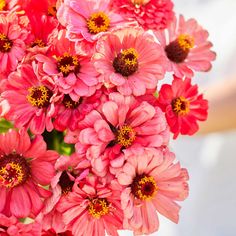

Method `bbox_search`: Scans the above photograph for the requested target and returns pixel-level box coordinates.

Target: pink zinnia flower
[0,213,41,236]
[2,63,57,134]
[157,76,208,139]
[0,12,28,76]
[155,15,216,77]
[112,0,174,30]
[57,176,123,236]
[57,0,125,42]
[93,28,166,96]
[117,147,189,234]
[72,93,169,175]
[0,129,58,218]
[36,30,100,101]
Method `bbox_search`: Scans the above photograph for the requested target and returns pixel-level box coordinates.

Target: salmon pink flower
[0,12,28,76]
[0,129,58,218]
[112,0,174,30]
[155,15,216,77]
[117,147,189,234]
[57,176,123,236]
[57,0,125,42]
[93,28,166,96]
[157,76,208,139]
[2,63,57,134]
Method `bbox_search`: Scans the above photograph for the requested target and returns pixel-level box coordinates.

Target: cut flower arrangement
[0,0,216,235]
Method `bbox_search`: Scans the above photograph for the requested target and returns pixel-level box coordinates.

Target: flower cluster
[0,0,215,235]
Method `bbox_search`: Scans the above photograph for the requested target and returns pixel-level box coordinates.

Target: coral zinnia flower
[157,76,208,139]
[2,63,56,134]
[36,30,100,102]
[93,28,166,96]
[57,0,125,42]
[0,129,58,218]
[112,0,174,30]
[57,176,123,236]
[117,147,189,234]
[0,12,28,76]
[155,15,216,77]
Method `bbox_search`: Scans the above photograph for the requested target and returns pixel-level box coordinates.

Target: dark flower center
[88,198,109,218]
[0,154,30,188]
[165,34,194,63]
[113,48,139,76]
[87,12,110,34]
[57,53,81,77]
[31,39,46,48]
[171,96,190,116]
[48,5,57,17]
[131,174,158,200]
[0,33,13,53]
[58,171,74,195]
[62,95,82,109]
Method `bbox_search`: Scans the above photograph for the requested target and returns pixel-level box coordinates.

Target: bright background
[121,0,236,235]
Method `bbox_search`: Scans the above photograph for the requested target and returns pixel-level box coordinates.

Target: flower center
[0,154,30,188]
[130,0,151,7]
[27,85,53,108]
[88,198,109,218]
[57,53,81,77]
[131,174,158,201]
[0,0,6,11]
[113,48,139,77]
[0,33,13,53]
[165,34,194,63]
[87,12,110,34]
[58,171,74,195]
[62,95,80,109]
[48,5,57,17]
[31,39,46,48]
[117,125,136,148]
[171,96,190,116]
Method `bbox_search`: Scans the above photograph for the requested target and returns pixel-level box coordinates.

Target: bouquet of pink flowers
[0,0,216,235]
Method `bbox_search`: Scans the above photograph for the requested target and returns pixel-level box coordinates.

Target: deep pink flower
[93,28,166,96]
[0,12,28,76]
[117,147,189,234]
[57,176,123,236]
[157,76,208,138]
[71,92,169,176]
[2,63,57,134]
[57,0,126,42]
[36,30,101,102]
[0,214,41,236]
[0,129,58,218]
[155,15,216,77]
[112,0,174,30]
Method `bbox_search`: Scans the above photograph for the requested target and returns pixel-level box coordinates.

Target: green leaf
[0,118,14,133]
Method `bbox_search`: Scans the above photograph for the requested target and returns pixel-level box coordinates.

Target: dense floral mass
[0,0,215,235]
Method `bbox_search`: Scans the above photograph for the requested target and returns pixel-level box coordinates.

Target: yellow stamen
[87,12,110,34]
[48,5,57,17]
[0,0,6,11]
[117,125,136,148]
[177,34,194,51]
[121,48,138,66]
[88,198,109,218]
[171,96,190,116]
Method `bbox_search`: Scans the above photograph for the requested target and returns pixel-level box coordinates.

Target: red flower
[157,76,208,138]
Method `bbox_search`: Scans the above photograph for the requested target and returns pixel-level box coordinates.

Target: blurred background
[123,0,236,235]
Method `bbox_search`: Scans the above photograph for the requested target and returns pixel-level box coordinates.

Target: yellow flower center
[130,0,151,7]
[0,33,13,53]
[131,174,158,201]
[87,12,110,34]
[117,125,136,148]
[0,0,6,11]
[27,85,52,108]
[62,95,80,109]
[31,39,46,48]
[113,48,139,77]
[171,96,190,116]
[88,198,110,218]
[48,5,57,17]
[0,154,30,188]
[177,34,195,51]
[57,52,81,77]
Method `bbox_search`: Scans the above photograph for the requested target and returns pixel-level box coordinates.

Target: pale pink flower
[112,0,174,30]
[36,30,101,102]
[57,176,123,236]
[155,15,216,77]
[117,147,189,234]
[0,214,41,236]
[93,28,166,96]
[0,129,58,218]
[2,63,57,134]
[72,93,169,176]
[0,12,28,76]
[57,0,126,42]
